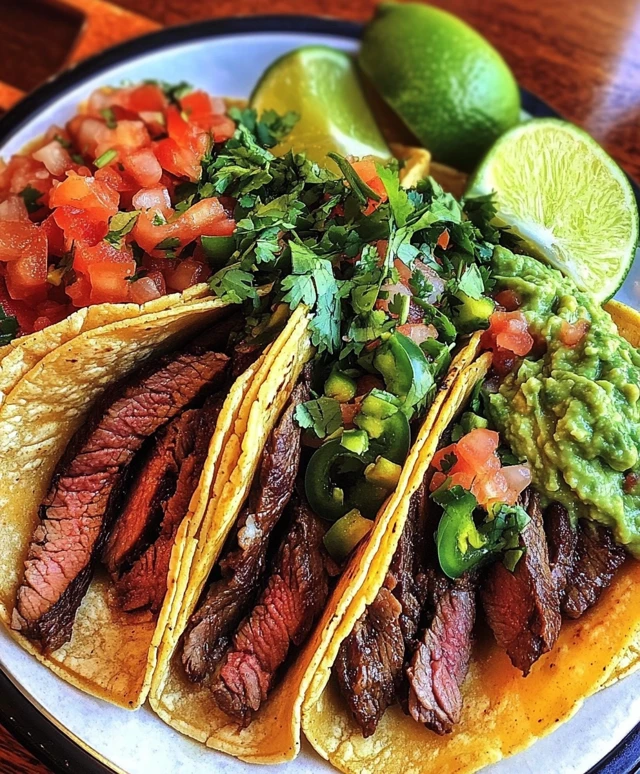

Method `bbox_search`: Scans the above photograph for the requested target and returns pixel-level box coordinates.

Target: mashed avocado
[489,247,640,555]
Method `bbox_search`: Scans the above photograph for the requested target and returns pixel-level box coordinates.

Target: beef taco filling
[12,320,263,653]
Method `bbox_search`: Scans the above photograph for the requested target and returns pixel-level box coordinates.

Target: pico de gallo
[0,82,236,334]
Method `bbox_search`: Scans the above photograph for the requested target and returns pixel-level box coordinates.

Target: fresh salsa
[0,82,236,333]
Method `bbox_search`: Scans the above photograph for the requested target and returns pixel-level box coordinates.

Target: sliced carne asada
[12,348,230,652]
[561,520,626,619]
[335,584,404,738]
[388,481,430,648]
[481,489,561,675]
[108,396,223,613]
[406,572,476,734]
[181,371,311,682]
[544,502,577,598]
[212,496,330,725]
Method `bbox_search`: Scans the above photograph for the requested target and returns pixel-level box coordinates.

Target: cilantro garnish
[155,237,181,251]
[100,107,117,129]
[19,185,44,214]
[294,397,343,439]
[0,307,18,345]
[105,211,139,248]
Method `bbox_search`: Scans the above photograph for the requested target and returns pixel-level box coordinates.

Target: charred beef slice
[544,502,577,598]
[335,483,429,737]
[212,495,330,726]
[406,571,476,734]
[335,585,404,738]
[481,489,561,675]
[561,520,626,619]
[182,370,311,682]
[105,395,223,613]
[12,348,230,652]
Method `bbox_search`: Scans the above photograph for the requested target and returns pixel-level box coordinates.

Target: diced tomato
[32,299,71,330]
[132,197,235,254]
[430,427,527,508]
[40,214,66,258]
[0,276,38,333]
[154,137,202,182]
[85,261,136,304]
[129,275,162,304]
[436,229,450,249]
[481,310,534,360]
[67,115,109,157]
[456,428,500,468]
[123,83,168,114]
[94,120,150,160]
[50,174,119,222]
[350,158,388,215]
[53,207,107,246]
[0,220,44,262]
[122,148,162,188]
[32,141,73,177]
[165,259,210,292]
[3,226,48,301]
[0,196,29,222]
[559,319,590,347]
[65,274,90,307]
[494,288,522,312]
[340,402,361,427]
[73,240,133,276]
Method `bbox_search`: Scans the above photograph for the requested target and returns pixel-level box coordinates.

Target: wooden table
[0,0,638,772]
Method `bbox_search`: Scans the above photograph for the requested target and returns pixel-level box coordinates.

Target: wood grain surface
[0,0,638,772]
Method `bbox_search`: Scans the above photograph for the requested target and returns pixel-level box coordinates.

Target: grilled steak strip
[12,349,229,652]
[181,372,311,682]
[212,496,330,725]
[334,483,429,737]
[110,397,223,613]
[335,585,404,738]
[544,502,577,598]
[406,572,476,734]
[562,520,626,619]
[481,489,561,675]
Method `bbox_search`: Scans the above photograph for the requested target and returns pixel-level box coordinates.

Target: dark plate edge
[0,13,637,774]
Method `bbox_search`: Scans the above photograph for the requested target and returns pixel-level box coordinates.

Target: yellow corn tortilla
[0,295,266,709]
[302,300,640,774]
[149,332,483,763]
[0,283,211,407]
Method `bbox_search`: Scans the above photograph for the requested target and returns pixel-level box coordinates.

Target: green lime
[468,118,639,301]
[359,2,520,171]
[250,45,390,171]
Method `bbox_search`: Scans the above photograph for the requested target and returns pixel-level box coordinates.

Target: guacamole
[489,247,640,555]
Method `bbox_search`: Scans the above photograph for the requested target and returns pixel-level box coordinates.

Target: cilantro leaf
[376,162,413,227]
[457,264,485,300]
[209,266,257,305]
[294,397,343,439]
[328,153,382,206]
[155,236,181,251]
[19,185,44,214]
[0,307,18,345]
[105,211,139,248]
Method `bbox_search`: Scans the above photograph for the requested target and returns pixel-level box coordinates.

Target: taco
[302,251,640,774]
[148,316,485,762]
[0,298,308,710]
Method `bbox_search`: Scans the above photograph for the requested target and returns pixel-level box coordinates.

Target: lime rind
[468,118,639,302]
[250,45,390,169]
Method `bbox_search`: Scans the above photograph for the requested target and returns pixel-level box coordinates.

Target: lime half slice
[468,118,639,301]
[250,46,390,171]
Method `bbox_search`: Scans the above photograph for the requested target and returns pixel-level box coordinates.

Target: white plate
[0,20,638,774]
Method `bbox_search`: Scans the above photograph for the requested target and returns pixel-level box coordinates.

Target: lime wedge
[250,46,390,171]
[468,118,639,301]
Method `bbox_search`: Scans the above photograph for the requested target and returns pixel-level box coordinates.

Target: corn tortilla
[149,333,482,762]
[0,295,260,708]
[302,300,640,774]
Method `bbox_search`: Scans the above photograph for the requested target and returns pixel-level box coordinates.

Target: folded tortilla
[148,330,481,763]
[301,300,640,774]
[0,294,255,709]
[0,283,211,407]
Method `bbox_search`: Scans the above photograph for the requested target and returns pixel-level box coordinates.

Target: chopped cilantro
[100,107,117,129]
[155,236,181,251]
[105,211,139,248]
[0,307,18,346]
[19,185,44,214]
[95,148,117,168]
[328,152,381,206]
[294,397,343,439]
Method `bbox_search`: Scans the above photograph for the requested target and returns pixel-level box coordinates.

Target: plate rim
[0,13,638,774]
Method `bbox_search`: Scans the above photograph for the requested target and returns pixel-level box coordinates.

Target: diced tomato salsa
[0,83,237,335]
[430,427,531,507]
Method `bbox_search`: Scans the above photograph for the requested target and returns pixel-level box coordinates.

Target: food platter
[0,15,639,774]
